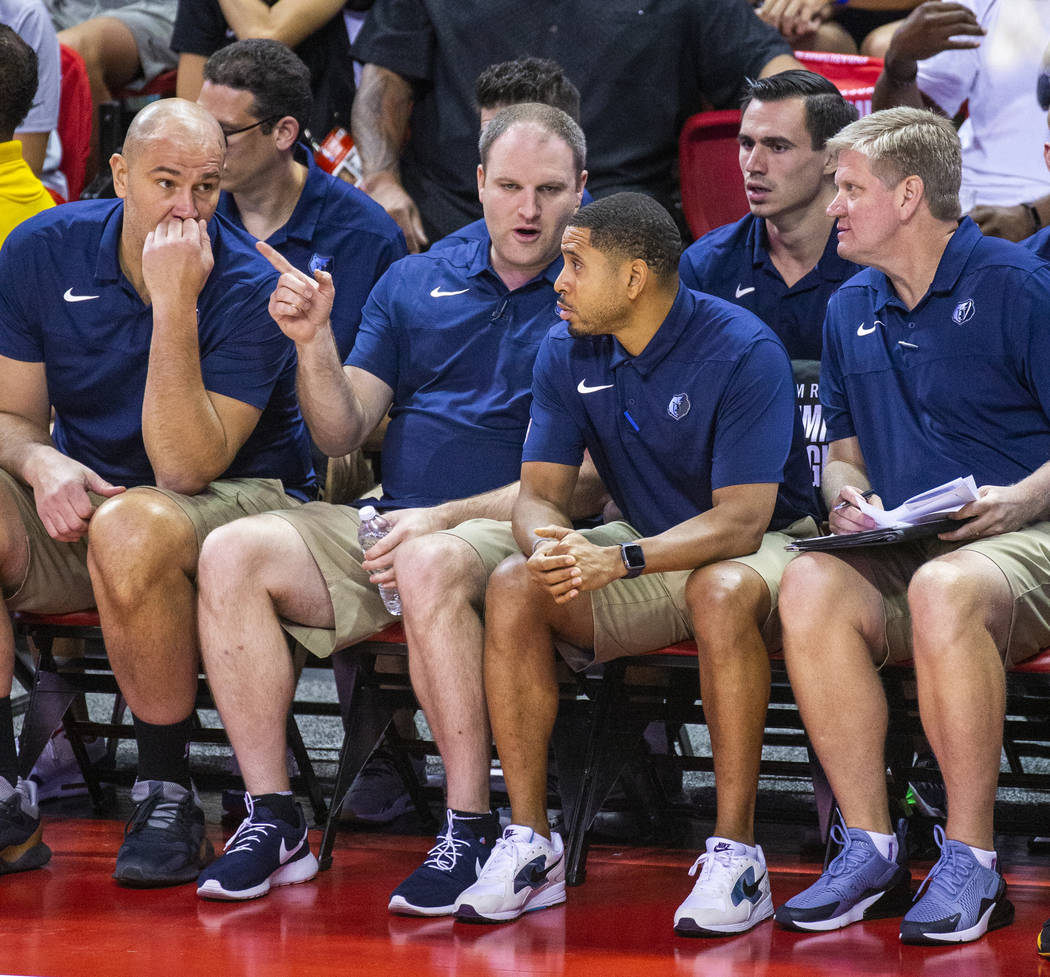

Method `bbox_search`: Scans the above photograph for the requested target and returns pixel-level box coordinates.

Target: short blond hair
[827,107,961,221]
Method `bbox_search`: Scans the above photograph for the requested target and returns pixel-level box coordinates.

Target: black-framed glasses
[221,114,280,140]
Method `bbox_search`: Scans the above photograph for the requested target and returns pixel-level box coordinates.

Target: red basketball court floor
[4,815,1049,977]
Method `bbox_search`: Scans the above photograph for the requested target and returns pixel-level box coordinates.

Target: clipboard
[786,517,972,552]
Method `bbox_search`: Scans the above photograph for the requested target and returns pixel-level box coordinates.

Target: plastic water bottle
[357,505,402,616]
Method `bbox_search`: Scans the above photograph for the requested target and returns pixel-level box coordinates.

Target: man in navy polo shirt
[432,56,592,253]
[0,98,314,884]
[193,102,602,907]
[775,108,1050,947]
[453,192,818,934]
[680,70,859,361]
[197,39,406,363]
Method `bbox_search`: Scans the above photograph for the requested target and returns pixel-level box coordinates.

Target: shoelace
[423,810,473,871]
[911,825,971,902]
[687,845,739,895]
[223,794,281,854]
[126,792,187,835]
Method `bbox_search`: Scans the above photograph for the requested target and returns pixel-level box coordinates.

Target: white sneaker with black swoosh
[674,836,773,936]
[454,825,565,923]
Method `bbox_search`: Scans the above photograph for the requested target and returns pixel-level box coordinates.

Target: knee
[686,562,764,624]
[197,520,265,604]
[87,489,194,591]
[908,560,985,637]
[486,552,530,604]
[778,554,835,632]
[395,533,484,604]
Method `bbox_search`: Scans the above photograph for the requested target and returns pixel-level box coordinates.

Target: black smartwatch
[619,542,645,579]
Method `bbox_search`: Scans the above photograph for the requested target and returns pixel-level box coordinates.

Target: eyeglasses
[221,115,280,140]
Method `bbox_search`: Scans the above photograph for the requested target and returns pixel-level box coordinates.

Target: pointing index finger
[257,239,298,276]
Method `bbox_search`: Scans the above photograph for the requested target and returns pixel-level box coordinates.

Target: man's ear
[898,174,925,222]
[273,115,300,152]
[111,153,128,199]
[477,162,486,204]
[625,258,648,300]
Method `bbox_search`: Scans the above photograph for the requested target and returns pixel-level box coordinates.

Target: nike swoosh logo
[857,322,877,336]
[63,288,99,302]
[577,379,614,394]
[278,836,303,863]
[735,284,755,298]
[430,286,469,298]
[512,854,561,893]
[741,871,765,901]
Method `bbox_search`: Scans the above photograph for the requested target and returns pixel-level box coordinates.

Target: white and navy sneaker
[197,793,318,901]
[28,726,106,802]
[389,809,499,916]
[453,825,566,923]
[674,837,774,936]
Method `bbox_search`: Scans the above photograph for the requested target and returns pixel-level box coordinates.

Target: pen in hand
[835,485,877,510]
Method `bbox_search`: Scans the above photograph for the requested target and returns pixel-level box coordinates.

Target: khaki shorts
[837,521,1050,668]
[559,517,818,671]
[1,469,298,614]
[271,509,522,659]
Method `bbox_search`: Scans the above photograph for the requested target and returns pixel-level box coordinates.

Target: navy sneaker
[197,793,318,901]
[113,780,214,887]
[900,826,1014,944]
[775,825,911,931]
[0,777,51,875]
[388,809,499,916]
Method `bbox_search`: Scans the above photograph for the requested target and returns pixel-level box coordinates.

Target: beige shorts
[270,509,522,659]
[558,517,818,671]
[1,469,297,614]
[836,521,1050,668]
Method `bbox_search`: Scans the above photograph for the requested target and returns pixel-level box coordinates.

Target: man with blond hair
[776,107,1050,945]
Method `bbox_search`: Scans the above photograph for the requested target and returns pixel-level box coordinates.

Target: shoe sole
[197,851,319,902]
[0,825,52,875]
[388,895,458,917]
[454,881,566,923]
[113,838,215,889]
[900,896,1015,945]
[675,894,774,937]
[775,872,912,932]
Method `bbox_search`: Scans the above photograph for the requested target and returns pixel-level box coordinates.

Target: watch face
[621,543,645,573]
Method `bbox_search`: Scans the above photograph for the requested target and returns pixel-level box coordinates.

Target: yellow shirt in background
[0,139,54,249]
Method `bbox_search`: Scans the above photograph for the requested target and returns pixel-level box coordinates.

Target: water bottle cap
[359,504,377,520]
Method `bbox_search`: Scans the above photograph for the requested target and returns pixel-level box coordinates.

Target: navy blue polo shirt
[349,235,562,509]
[429,188,595,253]
[1022,224,1050,263]
[523,286,817,538]
[216,147,407,360]
[679,213,859,361]
[822,218,1050,510]
[0,199,315,499]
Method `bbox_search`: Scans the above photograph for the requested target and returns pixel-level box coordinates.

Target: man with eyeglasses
[197,38,406,362]
[0,96,316,886]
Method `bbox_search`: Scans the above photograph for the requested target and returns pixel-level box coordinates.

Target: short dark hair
[741,69,858,150]
[475,57,581,123]
[0,25,39,139]
[479,102,586,176]
[203,38,312,135]
[570,192,682,280]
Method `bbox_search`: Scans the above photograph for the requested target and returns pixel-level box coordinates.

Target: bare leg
[58,17,142,181]
[908,552,1012,851]
[87,489,201,725]
[482,554,595,838]
[197,515,335,795]
[779,551,893,834]
[394,533,498,813]
[686,562,772,846]
[0,481,31,699]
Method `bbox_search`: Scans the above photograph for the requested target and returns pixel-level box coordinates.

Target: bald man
[0,98,314,886]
